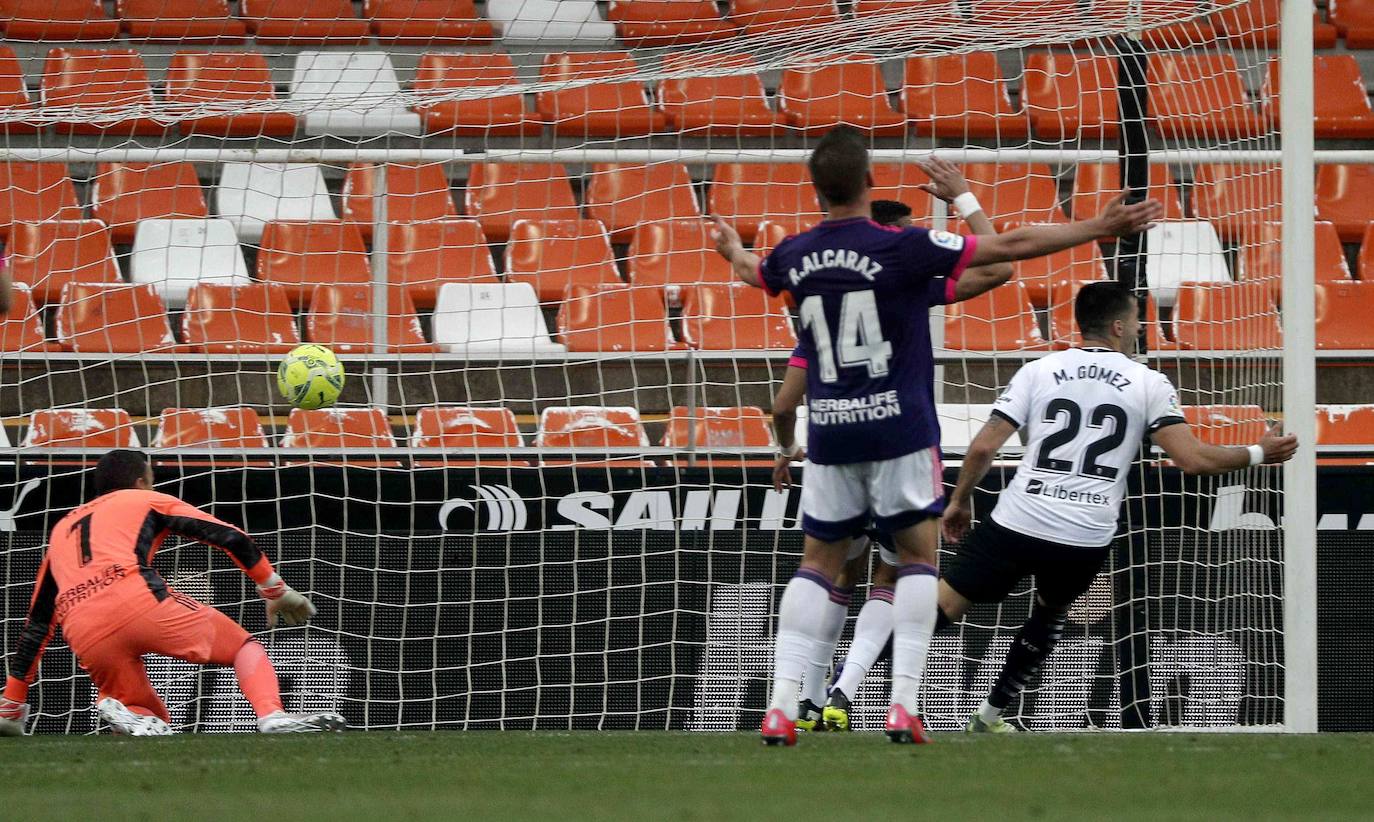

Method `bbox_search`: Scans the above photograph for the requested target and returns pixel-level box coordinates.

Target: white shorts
[800,446,945,542]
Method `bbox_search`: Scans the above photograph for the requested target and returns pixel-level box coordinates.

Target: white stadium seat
[215,163,337,242]
[485,0,616,41]
[433,282,567,355]
[1144,220,1232,308]
[290,52,423,137]
[130,219,252,307]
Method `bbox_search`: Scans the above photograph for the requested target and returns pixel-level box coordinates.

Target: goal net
[0,0,1292,732]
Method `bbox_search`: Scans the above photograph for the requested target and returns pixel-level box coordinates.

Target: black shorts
[942,518,1110,608]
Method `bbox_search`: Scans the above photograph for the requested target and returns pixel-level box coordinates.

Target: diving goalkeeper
[0,450,345,736]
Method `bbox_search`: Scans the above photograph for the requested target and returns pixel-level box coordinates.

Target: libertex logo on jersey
[437,485,801,532]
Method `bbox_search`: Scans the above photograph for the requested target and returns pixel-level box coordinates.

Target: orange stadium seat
[1070,163,1184,224]
[627,220,734,290]
[505,219,622,302]
[1316,164,1374,241]
[342,163,457,238]
[385,220,498,309]
[1327,0,1374,47]
[152,407,268,448]
[903,53,1030,139]
[1191,164,1282,243]
[1001,226,1108,308]
[657,53,781,136]
[729,0,838,35]
[257,221,371,307]
[1215,0,1337,47]
[537,406,649,450]
[679,283,796,350]
[0,163,81,238]
[1315,280,1374,350]
[853,0,962,35]
[1241,221,1350,303]
[411,53,542,136]
[117,0,247,41]
[1047,278,1175,350]
[55,282,180,353]
[944,281,1047,351]
[583,163,702,244]
[1355,224,1374,279]
[465,163,579,242]
[364,0,494,42]
[165,51,297,137]
[42,49,165,135]
[608,0,737,46]
[869,164,935,223]
[661,406,773,448]
[1149,53,1266,141]
[962,163,1066,228]
[0,0,120,40]
[282,408,396,448]
[238,0,370,43]
[182,282,301,353]
[411,406,523,448]
[1089,0,1214,47]
[0,47,39,133]
[0,286,55,352]
[1022,52,1118,140]
[1263,56,1374,138]
[8,220,120,305]
[779,55,906,136]
[1172,282,1282,351]
[306,284,439,353]
[708,164,822,244]
[22,409,139,448]
[1183,405,1268,447]
[1316,404,1374,445]
[90,163,209,245]
[537,52,667,137]
[557,284,674,352]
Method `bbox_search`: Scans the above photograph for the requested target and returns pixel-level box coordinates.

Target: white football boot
[258,710,347,733]
[97,697,173,736]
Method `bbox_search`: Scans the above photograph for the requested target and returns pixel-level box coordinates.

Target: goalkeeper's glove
[258,574,317,627]
[0,697,30,737]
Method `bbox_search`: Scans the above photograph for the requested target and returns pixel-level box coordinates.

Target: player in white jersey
[938,282,1298,733]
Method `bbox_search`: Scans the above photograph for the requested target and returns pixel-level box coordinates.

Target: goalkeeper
[0,450,344,736]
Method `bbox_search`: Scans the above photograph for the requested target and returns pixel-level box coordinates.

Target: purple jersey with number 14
[759,217,977,465]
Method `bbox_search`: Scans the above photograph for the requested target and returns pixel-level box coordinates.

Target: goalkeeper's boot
[97,698,172,737]
[760,707,797,747]
[884,704,930,745]
[795,699,825,732]
[822,688,852,732]
[964,713,1017,734]
[258,710,347,733]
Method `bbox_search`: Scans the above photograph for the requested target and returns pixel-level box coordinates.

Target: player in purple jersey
[714,126,1163,746]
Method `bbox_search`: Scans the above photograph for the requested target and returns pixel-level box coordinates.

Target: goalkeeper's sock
[834,585,893,698]
[800,584,851,708]
[985,602,1068,716]
[234,640,284,717]
[768,568,834,721]
[890,564,938,713]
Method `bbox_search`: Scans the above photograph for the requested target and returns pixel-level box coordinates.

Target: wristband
[779,442,802,459]
[952,192,983,218]
[1247,444,1265,467]
[257,573,286,600]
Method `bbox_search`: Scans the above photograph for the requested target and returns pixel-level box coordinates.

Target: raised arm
[916,157,1012,301]
[941,415,1020,543]
[1151,422,1297,475]
[712,216,763,288]
[1,558,58,736]
[968,195,1164,268]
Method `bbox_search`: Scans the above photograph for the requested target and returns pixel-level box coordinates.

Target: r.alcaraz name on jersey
[759,218,977,465]
[988,347,1188,547]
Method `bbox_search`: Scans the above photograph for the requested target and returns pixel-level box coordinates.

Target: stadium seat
[8,220,120,305]
[1215,0,1337,47]
[181,282,302,354]
[504,219,622,302]
[1191,165,1282,243]
[305,284,439,353]
[257,221,371,308]
[484,0,616,41]
[42,49,165,135]
[432,282,565,354]
[1240,221,1351,304]
[1047,277,1176,351]
[936,403,998,450]
[537,406,649,461]
[165,51,296,136]
[1354,224,1374,280]
[90,163,210,245]
[411,53,542,136]
[537,52,668,137]
[290,52,422,136]
[869,164,935,223]
[1070,163,1184,223]
[729,0,839,36]
[661,406,773,465]
[678,283,796,350]
[708,164,822,243]
[779,55,906,136]
[1316,404,1374,445]
[1326,0,1374,47]
[903,53,1030,139]
[1088,0,1214,46]
[962,163,1066,228]
[55,283,180,353]
[1263,56,1374,138]
[852,0,962,34]
[238,0,370,43]
[1183,405,1268,447]
[1022,52,1118,140]
[944,281,1047,351]
[657,53,781,136]
[1000,225,1108,308]
[0,285,56,352]
[1143,221,1231,308]
[152,407,268,448]
[385,220,499,309]
[1316,164,1374,242]
[364,0,494,42]
[557,284,675,352]
[215,163,336,242]
[584,163,702,244]
[626,220,734,293]
[117,0,247,41]
[1149,54,1266,140]
[21,409,139,448]
[1315,281,1374,350]
[130,218,252,307]
[608,0,737,46]
[342,163,457,238]
[0,0,120,40]
[0,47,39,133]
[281,408,396,449]
[1172,282,1282,351]
[412,406,523,448]
[0,163,81,237]
[465,163,579,243]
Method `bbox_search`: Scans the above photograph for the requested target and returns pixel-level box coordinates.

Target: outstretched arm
[968,195,1163,267]
[941,415,1019,543]
[1151,422,1298,475]
[2,559,58,736]
[712,216,764,288]
[916,157,1012,301]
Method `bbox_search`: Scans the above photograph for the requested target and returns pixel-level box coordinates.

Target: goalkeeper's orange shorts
[72,592,251,723]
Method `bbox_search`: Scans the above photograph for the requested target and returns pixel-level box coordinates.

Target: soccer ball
[277,344,345,410]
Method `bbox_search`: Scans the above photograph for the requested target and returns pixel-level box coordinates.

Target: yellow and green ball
[277,344,345,410]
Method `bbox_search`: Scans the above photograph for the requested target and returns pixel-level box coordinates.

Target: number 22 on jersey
[799,291,893,383]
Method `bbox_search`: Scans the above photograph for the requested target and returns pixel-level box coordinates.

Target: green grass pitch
[8,731,1373,821]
